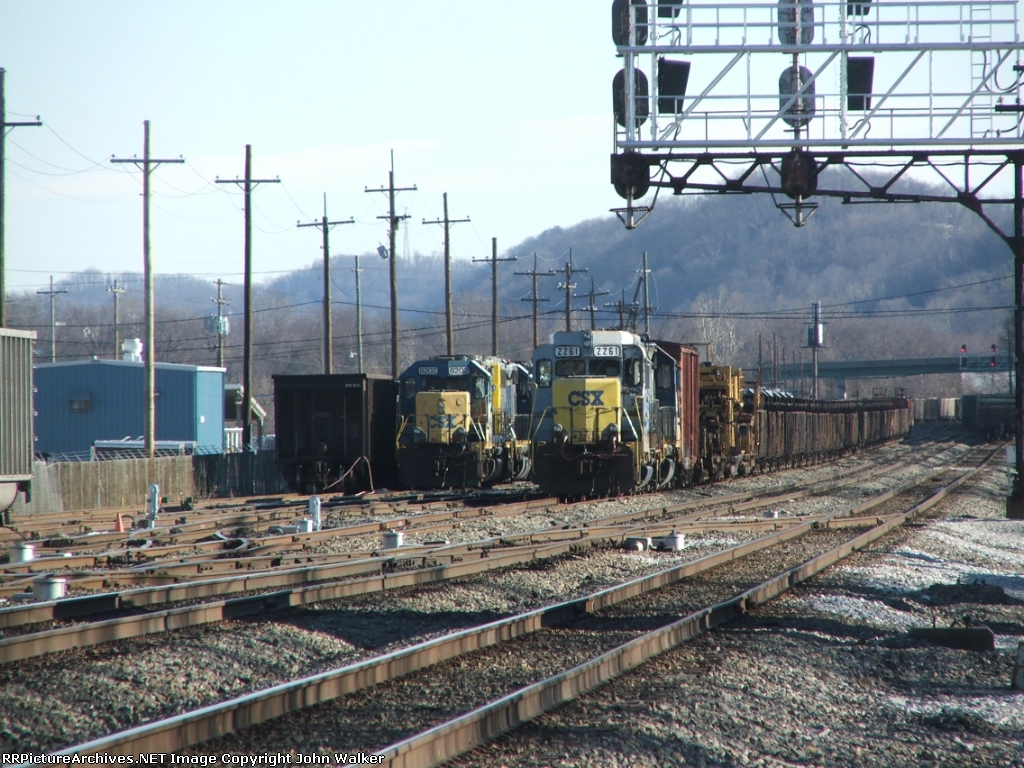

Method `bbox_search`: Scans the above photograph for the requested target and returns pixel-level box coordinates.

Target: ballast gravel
[453,439,1024,768]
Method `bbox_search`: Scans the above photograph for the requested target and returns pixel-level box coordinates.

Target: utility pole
[604,289,628,330]
[472,237,516,356]
[640,250,653,336]
[216,145,279,452]
[516,253,555,348]
[107,279,125,359]
[211,279,230,368]
[0,69,41,329]
[577,277,610,331]
[555,250,586,333]
[353,254,364,373]
[805,301,825,400]
[111,121,183,457]
[366,151,416,377]
[423,193,470,356]
[37,275,66,363]
[298,194,353,374]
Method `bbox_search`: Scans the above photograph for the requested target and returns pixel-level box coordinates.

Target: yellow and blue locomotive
[396,355,532,489]
[530,330,700,496]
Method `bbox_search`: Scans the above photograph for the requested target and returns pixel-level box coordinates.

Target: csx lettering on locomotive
[567,390,605,406]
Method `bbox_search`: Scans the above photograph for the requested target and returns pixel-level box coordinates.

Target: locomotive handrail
[395,415,410,451]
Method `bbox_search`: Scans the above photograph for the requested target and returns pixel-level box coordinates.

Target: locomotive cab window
[402,378,417,399]
[656,364,673,389]
[589,359,620,377]
[555,359,586,377]
[472,377,488,400]
[537,359,552,387]
[625,359,642,387]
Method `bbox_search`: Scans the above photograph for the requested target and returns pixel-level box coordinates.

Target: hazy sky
[1,1,617,292]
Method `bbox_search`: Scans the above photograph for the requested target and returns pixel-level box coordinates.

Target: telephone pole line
[211,279,230,369]
[37,275,66,363]
[555,250,586,333]
[577,276,610,331]
[423,192,470,356]
[516,253,555,348]
[111,120,183,457]
[107,279,125,359]
[472,237,516,356]
[365,151,416,377]
[216,145,279,452]
[298,194,353,374]
[0,69,41,328]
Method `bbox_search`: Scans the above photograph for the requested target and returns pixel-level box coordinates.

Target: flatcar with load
[396,355,532,489]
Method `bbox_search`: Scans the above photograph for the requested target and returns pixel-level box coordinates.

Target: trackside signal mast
[608,0,1024,516]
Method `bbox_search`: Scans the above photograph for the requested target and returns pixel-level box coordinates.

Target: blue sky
[1,1,618,290]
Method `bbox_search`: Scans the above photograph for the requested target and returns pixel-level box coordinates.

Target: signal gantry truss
[608,0,1024,510]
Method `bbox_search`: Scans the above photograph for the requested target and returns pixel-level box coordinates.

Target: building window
[69,393,92,413]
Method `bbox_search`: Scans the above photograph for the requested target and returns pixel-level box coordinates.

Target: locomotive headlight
[452,427,468,443]
[552,423,568,443]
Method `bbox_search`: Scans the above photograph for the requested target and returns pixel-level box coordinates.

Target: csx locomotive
[396,355,532,489]
[530,329,912,497]
[530,330,700,496]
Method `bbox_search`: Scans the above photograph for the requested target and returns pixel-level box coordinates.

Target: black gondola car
[273,374,397,493]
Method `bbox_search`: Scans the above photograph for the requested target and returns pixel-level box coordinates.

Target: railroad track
[0,436,963,661]
[6,436,993,760]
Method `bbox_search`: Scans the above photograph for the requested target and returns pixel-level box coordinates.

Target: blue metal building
[34,360,225,456]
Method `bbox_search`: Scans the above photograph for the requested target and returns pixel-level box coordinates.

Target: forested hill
[6,174,1013,401]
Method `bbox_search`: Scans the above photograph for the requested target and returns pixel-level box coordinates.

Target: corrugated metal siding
[0,329,36,481]
[34,360,213,455]
[195,370,225,449]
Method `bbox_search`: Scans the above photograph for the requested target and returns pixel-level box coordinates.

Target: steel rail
[377,446,999,768]
[25,445,992,759]
[0,442,953,634]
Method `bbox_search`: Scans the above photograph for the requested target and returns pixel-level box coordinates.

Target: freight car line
[33,444,995,760]
[0,438,960,632]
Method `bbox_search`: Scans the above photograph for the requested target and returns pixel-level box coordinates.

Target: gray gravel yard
[453,450,1024,768]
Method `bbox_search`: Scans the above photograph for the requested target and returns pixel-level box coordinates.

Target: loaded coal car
[531,330,700,496]
[273,373,397,493]
[754,390,913,471]
[0,329,35,514]
[397,355,531,489]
